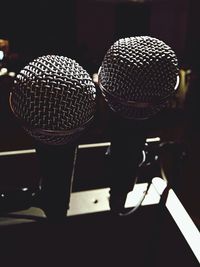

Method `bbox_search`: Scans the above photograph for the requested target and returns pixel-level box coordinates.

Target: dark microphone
[9,55,96,220]
[98,36,179,214]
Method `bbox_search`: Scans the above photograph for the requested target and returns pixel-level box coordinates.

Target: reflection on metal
[166,189,200,263]
[0,149,36,157]
[0,137,161,156]
[0,181,160,225]
[152,177,167,195]
[79,142,110,149]
[146,137,160,143]
[68,182,161,216]
[152,177,200,264]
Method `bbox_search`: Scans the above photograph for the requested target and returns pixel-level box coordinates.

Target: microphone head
[10,55,96,145]
[98,36,179,119]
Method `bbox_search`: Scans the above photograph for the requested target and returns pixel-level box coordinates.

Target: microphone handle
[108,116,146,214]
[34,142,77,221]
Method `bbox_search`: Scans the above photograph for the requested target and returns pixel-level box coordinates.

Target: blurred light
[92,73,98,84]
[22,188,28,192]
[8,71,16,77]
[0,67,8,76]
[0,51,4,60]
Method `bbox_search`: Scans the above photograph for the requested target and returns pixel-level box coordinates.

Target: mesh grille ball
[10,55,96,145]
[98,36,179,119]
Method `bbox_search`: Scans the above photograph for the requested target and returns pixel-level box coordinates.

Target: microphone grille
[98,36,179,119]
[10,55,96,145]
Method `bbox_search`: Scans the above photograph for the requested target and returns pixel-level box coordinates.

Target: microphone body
[107,116,146,213]
[98,36,179,214]
[10,55,96,220]
[34,143,77,220]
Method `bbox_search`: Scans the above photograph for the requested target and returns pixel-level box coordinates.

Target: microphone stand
[34,142,77,221]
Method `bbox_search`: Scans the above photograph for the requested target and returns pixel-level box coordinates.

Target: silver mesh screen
[10,55,96,145]
[98,36,179,119]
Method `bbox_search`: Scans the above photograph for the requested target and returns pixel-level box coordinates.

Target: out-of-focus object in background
[0,39,15,78]
[0,39,9,60]
[169,68,192,110]
[0,39,9,76]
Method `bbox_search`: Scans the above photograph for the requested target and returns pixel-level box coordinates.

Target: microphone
[9,55,96,220]
[98,36,179,214]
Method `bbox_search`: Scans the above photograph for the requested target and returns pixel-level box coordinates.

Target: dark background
[1,0,200,73]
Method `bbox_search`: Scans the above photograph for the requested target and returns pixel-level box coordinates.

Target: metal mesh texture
[10,55,96,145]
[98,36,179,119]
